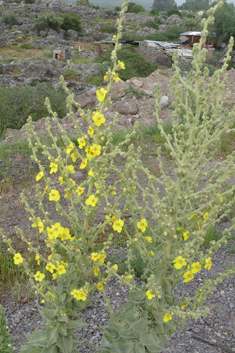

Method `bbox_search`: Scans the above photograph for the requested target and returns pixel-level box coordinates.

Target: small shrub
[149,8,159,15]
[35,12,63,32]
[2,11,18,26]
[0,304,13,353]
[141,19,160,30]
[25,0,36,3]
[63,68,78,80]
[20,43,34,49]
[0,84,68,136]
[164,25,185,41]
[99,24,117,34]
[59,13,82,33]
[127,2,145,13]
[94,47,158,81]
[167,9,182,17]
[104,10,118,17]
[115,6,121,11]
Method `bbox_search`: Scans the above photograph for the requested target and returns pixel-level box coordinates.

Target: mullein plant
[1,0,235,352]
[0,305,13,353]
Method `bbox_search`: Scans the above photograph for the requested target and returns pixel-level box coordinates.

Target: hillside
[60,0,153,10]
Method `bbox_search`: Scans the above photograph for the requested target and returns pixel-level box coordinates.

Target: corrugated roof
[180,31,202,36]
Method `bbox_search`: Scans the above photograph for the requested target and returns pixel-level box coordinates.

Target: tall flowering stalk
[1,0,235,352]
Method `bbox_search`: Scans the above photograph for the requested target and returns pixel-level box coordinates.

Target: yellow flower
[60,228,71,241]
[137,219,148,233]
[111,264,118,271]
[124,275,133,282]
[183,270,194,283]
[80,159,88,169]
[66,143,74,154]
[71,152,77,162]
[88,170,94,176]
[75,289,87,301]
[93,266,100,276]
[49,189,60,202]
[89,144,102,157]
[113,219,124,233]
[64,165,75,174]
[191,262,202,274]
[76,186,85,196]
[92,112,106,127]
[36,171,44,181]
[143,236,152,243]
[50,162,58,174]
[6,326,9,330]
[97,282,103,291]
[35,254,40,265]
[31,216,41,228]
[57,265,66,275]
[118,60,125,70]
[96,87,107,102]
[14,253,23,265]
[104,75,109,81]
[146,290,155,300]
[34,271,45,282]
[149,251,154,256]
[88,126,94,137]
[203,212,209,223]
[52,272,58,280]
[91,252,99,261]
[99,253,106,264]
[32,217,44,233]
[173,256,187,270]
[190,213,197,219]
[204,257,212,270]
[163,313,172,322]
[85,194,98,207]
[183,230,189,241]
[110,189,117,195]
[218,193,223,202]
[69,178,76,186]
[112,72,120,83]
[77,137,86,149]
[46,262,56,273]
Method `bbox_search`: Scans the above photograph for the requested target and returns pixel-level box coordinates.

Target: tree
[180,0,212,11]
[208,2,235,44]
[152,0,177,11]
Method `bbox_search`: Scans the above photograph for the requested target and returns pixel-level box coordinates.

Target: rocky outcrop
[138,41,173,68]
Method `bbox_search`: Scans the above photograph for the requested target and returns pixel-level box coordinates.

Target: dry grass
[0,44,45,60]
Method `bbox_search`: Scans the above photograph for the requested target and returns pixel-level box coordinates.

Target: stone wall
[138,40,172,68]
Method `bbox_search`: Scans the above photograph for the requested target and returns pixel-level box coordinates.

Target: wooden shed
[53,48,71,62]
[179,31,217,48]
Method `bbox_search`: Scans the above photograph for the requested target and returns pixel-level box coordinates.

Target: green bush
[0,84,68,136]
[149,8,159,15]
[35,13,63,32]
[127,2,145,13]
[25,0,36,3]
[63,69,78,80]
[99,24,117,34]
[20,43,34,49]
[115,6,121,11]
[104,10,118,17]
[141,18,160,30]
[2,11,18,26]
[94,47,158,81]
[167,9,182,17]
[163,25,185,41]
[59,13,82,33]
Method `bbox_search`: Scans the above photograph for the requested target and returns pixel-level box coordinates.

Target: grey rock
[159,95,170,110]
[66,29,78,41]
[116,100,139,115]
[76,90,96,109]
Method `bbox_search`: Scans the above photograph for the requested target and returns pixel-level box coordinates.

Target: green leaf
[58,315,69,323]
[42,345,59,353]
[60,293,66,303]
[134,344,145,353]
[45,326,59,346]
[116,338,135,353]
[57,322,67,336]
[25,330,47,348]
[57,335,73,353]
[129,319,148,334]
[20,345,42,353]
[73,300,88,310]
[111,322,137,339]
[139,334,163,352]
[152,252,162,260]
[40,307,56,321]
[103,326,120,340]
[129,291,145,304]
[67,319,89,330]
[153,268,164,280]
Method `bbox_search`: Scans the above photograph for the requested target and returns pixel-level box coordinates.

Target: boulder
[159,95,170,110]
[66,30,78,41]
[166,14,184,26]
[76,90,96,109]
[111,82,129,100]
[116,100,139,115]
